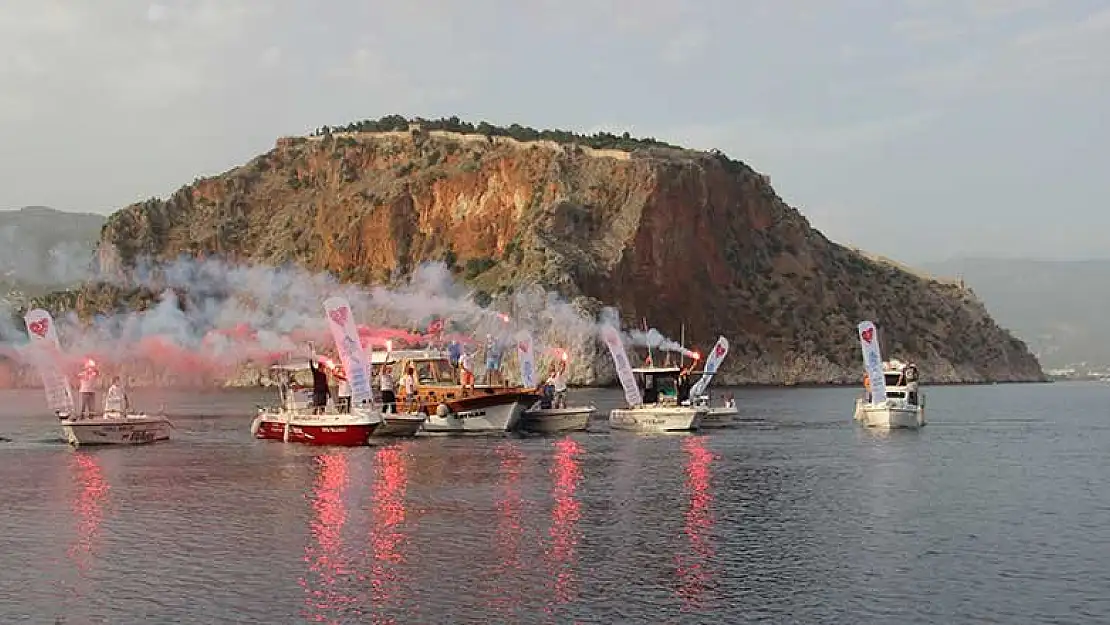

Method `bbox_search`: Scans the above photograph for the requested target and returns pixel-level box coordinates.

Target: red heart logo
[861,327,874,343]
[715,344,726,357]
[517,342,528,353]
[328,307,349,326]
[28,318,49,338]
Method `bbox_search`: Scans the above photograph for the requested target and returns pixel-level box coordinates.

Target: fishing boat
[261,362,426,440]
[58,410,173,447]
[693,394,738,428]
[22,308,173,447]
[251,366,384,445]
[520,404,595,434]
[609,366,705,432]
[373,349,541,434]
[854,321,926,429]
[517,346,593,433]
[687,335,736,427]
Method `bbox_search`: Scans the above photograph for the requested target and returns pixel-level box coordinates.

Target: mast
[642,317,654,365]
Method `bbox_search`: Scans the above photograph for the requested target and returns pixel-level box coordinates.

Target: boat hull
[700,406,738,428]
[609,406,704,432]
[520,406,594,434]
[60,415,172,447]
[252,411,381,446]
[854,399,925,429]
[372,412,427,437]
[420,395,534,434]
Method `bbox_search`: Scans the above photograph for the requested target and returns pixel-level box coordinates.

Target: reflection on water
[301,453,352,624]
[69,452,110,576]
[367,443,411,624]
[491,441,525,614]
[676,436,715,609]
[547,438,583,607]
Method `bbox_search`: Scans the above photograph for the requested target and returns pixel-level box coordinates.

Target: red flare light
[560,350,569,362]
[691,352,701,361]
[497,313,510,323]
[85,359,97,368]
[385,340,393,352]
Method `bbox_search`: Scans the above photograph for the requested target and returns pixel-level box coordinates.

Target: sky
[0,0,1107,265]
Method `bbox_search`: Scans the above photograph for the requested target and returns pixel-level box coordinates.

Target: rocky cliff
[31,117,1047,385]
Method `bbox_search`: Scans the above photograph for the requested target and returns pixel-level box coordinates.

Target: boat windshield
[884,372,904,387]
[411,358,457,386]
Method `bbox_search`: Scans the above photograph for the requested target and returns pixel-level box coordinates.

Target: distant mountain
[0,206,105,294]
[920,258,1110,369]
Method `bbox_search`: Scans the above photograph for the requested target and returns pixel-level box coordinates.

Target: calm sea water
[1,382,1109,624]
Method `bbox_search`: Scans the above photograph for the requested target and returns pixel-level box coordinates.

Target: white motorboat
[694,394,738,428]
[609,367,705,433]
[855,320,926,430]
[520,403,594,434]
[58,410,173,447]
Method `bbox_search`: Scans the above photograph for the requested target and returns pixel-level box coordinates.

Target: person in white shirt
[77,361,99,417]
[103,377,128,414]
[458,350,475,394]
[400,367,416,409]
[379,366,396,413]
[549,360,568,409]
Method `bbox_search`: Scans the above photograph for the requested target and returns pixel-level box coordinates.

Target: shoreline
[0,378,1053,392]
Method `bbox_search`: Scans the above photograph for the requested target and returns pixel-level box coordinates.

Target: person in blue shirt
[484,334,504,386]
[447,340,462,382]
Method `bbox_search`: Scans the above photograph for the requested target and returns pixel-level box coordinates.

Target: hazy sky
[1,0,1107,264]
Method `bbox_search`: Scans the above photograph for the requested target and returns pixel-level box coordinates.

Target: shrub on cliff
[312,114,680,152]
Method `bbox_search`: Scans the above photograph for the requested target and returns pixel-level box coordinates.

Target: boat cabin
[632,366,684,405]
[370,349,530,405]
[879,359,920,403]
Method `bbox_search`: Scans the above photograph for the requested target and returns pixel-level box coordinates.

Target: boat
[373,349,541,434]
[520,403,595,434]
[250,373,384,446]
[687,335,735,428]
[609,367,705,432]
[22,307,173,447]
[58,410,173,447]
[693,395,738,428]
[855,320,925,429]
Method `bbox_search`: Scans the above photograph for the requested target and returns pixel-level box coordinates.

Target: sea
[1,381,1108,624]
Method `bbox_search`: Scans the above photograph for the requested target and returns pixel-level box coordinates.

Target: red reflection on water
[367,443,410,622]
[68,453,109,573]
[548,438,583,605]
[491,442,525,612]
[301,453,352,623]
[676,436,715,609]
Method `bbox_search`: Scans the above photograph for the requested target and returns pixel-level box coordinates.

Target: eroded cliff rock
[70,120,1044,385]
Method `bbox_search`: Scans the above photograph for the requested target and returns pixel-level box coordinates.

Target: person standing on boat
[447,339,462,382]
[379,365,396,413]
[677,366,694,405]
[862,372,872,402]
[484,334,504,386]
[550,358,568,409]
[309,357,329,414]
[400,366,416,409]
[458,349,475,394]
[103,376,128,414]
[335,366,351,413]
[77,360,99,417]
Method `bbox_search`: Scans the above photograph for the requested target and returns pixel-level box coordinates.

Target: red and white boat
[250,378,383,446]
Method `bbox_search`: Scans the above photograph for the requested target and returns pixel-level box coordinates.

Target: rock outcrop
[23,118,1047,385]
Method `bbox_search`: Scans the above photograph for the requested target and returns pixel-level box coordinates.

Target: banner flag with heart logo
[858,320,887,403]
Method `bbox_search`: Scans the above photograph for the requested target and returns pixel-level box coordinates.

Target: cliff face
[92,124,1044,385]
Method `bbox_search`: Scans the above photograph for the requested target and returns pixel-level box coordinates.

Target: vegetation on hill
[310,114,682,153]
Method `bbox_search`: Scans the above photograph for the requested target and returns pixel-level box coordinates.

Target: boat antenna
[680,323,685,369]
[642,317,654,365]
